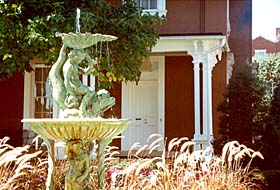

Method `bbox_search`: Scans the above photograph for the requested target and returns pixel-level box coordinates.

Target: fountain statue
[22,8,131,190]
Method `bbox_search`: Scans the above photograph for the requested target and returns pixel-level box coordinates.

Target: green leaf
[3,54,12,60]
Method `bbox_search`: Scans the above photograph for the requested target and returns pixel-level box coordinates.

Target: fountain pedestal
[22,118,130,190]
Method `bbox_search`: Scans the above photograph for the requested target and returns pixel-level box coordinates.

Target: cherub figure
[49,36,116,118]
[65,140,90,190]
[62,48,96,117]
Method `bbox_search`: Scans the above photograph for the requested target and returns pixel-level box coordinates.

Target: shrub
[215,64,265,153]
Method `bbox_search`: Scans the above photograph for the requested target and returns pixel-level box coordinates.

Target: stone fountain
[22,9,130,190]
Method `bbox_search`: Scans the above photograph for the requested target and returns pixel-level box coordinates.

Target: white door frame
[121,56,165,151]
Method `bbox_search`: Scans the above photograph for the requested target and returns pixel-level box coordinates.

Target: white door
[121,81,158,150]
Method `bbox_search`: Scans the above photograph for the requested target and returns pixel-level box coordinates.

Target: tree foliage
[0,0,65,78]
[0,0,162,88]
[260,82,280,169]
[216,54,280,169]
[215,64,265,153]
[254,53,280,169]
[255,53,280,103]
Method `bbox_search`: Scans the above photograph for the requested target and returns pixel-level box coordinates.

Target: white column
[193,61,201,139]
[207,55,214,143]
[202,62,208,141]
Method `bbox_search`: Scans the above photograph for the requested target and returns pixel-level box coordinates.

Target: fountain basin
[22,118,131,141]
[22,118,131,190]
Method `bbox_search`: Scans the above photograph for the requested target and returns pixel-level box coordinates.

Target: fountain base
[22,118,131,190]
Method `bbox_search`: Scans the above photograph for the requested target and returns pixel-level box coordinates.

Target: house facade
[0,0,252,151]
[252,28,280,58]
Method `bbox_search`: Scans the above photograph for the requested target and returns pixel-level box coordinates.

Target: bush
[215,64,265,153]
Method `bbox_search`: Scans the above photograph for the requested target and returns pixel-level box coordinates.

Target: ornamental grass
[0,135,263,190]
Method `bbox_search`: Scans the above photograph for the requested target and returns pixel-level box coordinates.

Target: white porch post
[202,61,208,146]
[192,40,201,141]
[207,54,214,142]
[201,55,214,150]
[193,61,201,139]
[190,39,227,151]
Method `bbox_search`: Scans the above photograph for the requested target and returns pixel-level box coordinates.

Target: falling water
[76,8,80,33]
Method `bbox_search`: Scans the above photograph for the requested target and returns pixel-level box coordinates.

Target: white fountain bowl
[22,118,131,141]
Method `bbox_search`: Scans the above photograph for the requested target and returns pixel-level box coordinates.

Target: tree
[0,0,66,78]
[0,0,162,88]
[215,64,265,153]
[216,54,280,169]
[260,82,280,169]
[255,53,280,169]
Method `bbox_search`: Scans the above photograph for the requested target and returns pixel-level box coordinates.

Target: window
[23,62,94,124]
[23,63,55,145]
[136,0,167,17]
[136,0,157,9]
[254,49,266,58]
[33,66,53,118]
[23,63,57,130]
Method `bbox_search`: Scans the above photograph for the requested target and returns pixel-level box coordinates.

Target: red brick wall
[0,72,24,146]
[212,53,227,139]
[165,56,195,141]
[159,0,227,35]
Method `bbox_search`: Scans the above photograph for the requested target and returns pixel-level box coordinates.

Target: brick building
[252,28,280,58]
[0,0,252,151]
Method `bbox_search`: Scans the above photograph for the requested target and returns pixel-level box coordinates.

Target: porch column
[193,61,201,139]
[201,57,213,150]
[202,61,209,145]
[191,40,204,151]
[206,54,214,141]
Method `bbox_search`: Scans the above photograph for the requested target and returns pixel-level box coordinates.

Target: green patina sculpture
[48,32,117,118]
[47,32,118,189]
[22,10,131,190]
[65,140,90,190]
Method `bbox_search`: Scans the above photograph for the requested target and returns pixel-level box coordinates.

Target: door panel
[122,81,158,150]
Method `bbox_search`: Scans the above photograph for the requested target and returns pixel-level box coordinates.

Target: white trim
[254,49,266,58]
[153,56,165,151]
[23,71,32,129]
[90,75,95,89]
[152,35,229,53]
[142,9,167,17]
[193,62,201,139]
[82,75,88,86]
